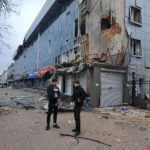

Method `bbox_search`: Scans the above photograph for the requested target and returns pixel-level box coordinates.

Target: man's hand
[72,102,76,107]
[57,99,61,105]
[78,98,81,103]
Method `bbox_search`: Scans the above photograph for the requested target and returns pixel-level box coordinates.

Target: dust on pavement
[0,88,150,150]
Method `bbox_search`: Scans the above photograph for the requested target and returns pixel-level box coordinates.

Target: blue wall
[26,36,38,73]
[15,0,79,78]
[125,0,150,77]
[14,50,26,79]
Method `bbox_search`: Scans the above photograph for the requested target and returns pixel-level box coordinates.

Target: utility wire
[60,133,112,147]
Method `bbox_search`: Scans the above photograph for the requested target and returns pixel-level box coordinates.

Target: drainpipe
[37,32,40,71]
[37,32,40,88]
[87,69,91,93]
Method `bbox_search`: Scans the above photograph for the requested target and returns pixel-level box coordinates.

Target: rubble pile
[0,96,48,110]
[0,88,75,114]
[94,106,150,132]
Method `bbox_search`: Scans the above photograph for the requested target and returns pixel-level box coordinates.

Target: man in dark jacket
[46,78,61,130]
[72,81,86,136]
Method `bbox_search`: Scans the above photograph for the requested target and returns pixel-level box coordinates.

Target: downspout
[37,32,40,72]
[37,32,40,87]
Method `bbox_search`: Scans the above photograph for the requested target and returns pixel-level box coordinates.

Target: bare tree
[0,23,11,52]
[0,0,17,14]
[0,0,18,52]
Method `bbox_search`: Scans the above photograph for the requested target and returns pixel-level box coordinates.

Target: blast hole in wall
[101,18,111,30]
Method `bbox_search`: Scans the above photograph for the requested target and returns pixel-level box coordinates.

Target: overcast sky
[0,0,46,74]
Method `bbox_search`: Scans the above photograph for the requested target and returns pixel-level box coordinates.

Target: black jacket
[47,84,61,106]
[72,85,87,106]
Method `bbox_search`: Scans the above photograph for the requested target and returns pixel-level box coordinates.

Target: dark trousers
[74,105,82,132]
[47,104,58,126]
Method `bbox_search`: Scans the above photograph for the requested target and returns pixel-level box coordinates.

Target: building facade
[7,63,15,86]
[125,0,150,101]
[0,75,2,84]
[1,70,8,85]
[13,0,150,107]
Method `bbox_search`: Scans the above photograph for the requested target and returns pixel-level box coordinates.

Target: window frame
[74,18,79,38]
[55,55,61,65]
[129,6,142,26]
[80,15,86,35]
[130,38,142,57]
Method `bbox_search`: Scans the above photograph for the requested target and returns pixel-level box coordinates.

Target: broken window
[74,48,81,60]
[66,51,69,62]
[101,18,111,30]
[130,6,142,25]
[61,51,72,63]
[63,75,65,93]
[75,19,78,38]
[58,56,61,64]
[131,39,142,56]
[69,50,74,62]
[62,53,66,63]
[48,40,51,53]
[55,55,61,64]
[80,15,86,35]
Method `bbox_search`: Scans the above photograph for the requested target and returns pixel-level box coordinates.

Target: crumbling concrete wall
[87,0,128,59]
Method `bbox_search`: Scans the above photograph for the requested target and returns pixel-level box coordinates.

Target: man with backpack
[72,81,87,136]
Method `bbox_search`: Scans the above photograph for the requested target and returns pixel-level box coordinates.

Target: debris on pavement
[87,130,118,139]
[67,120,74,124]
[0,88,75,113]
[96,115,101,119]
[94,105,149,119]
[23,105,36,110]
[0,106,13,116]
[0,88,150,150]
[116,139,121,142]
[139,127,147,132]
[0,106,12,111]
[102,116,109,119]
[99,112,110,116]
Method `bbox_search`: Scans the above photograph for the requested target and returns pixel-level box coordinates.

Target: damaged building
[13,0,150,107]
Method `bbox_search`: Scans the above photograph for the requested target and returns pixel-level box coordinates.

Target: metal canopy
[24,0,65,42]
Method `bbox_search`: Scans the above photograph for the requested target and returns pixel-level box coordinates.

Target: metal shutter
[65,75,73,96]
[79,72,87,92]
[101,72,123,107]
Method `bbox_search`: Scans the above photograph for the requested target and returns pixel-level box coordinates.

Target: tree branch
[0,0,19,52]
[0,0,18,16]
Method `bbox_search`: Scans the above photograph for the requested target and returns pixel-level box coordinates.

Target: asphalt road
[0,88,150,150]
